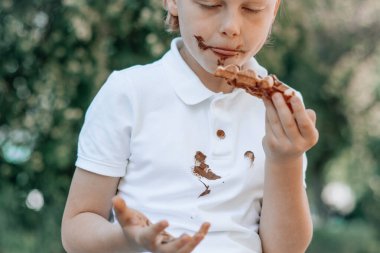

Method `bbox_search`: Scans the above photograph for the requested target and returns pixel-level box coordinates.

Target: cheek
[178,23,199,48]
[247,23,272,47]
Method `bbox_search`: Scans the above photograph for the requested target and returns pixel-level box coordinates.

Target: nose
[219,10,241,37]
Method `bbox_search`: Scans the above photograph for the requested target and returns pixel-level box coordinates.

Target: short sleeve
[302,153,308,188]
[75,71,134,177]
[294,91,309,188]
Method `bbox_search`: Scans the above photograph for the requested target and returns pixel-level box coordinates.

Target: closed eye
[199,4,222,9]
[243,7,264,14]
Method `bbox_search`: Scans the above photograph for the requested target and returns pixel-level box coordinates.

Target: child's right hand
[112,196,210,253]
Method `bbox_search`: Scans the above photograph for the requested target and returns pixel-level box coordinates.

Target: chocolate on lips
[214,64,296,109]
[194,35,243,66]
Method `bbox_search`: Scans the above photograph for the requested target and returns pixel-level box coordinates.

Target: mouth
[210,47,242,57]
[194,35,245,66]
[194,35,244,55]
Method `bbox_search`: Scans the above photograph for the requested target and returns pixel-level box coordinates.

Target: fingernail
[290,97,301,109]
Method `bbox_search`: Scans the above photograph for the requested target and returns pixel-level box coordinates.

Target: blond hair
[163,0,179,32]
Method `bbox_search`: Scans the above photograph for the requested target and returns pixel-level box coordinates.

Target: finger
[265,113,272,136]
[264,99,274,136]
[197,222,211,236]
[290,97,318,140]
[160,230,176,244]
[263,96,285,139]
[112,196,138,226]
[272,93,302,141]
[305,109,319,144]
[306,109,317,125]
[139,220,169,249]
[159,234,192,252]
[178,223,211,253]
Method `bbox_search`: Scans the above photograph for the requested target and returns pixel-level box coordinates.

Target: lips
[210,47,240,57]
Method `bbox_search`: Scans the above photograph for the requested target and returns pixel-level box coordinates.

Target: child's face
[167,0,281,73]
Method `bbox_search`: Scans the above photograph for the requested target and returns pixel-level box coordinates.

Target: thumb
[112,196,138,227]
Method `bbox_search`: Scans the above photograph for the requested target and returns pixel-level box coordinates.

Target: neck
[179,45,234,94]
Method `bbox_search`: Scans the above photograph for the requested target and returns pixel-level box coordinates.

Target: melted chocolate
[194,35,210,50]
[216,129,226,139]
[244,151,255,167]
[194,35,227,66]
[192,150,222,197]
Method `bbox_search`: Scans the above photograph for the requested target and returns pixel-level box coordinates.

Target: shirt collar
[162,37,268,105]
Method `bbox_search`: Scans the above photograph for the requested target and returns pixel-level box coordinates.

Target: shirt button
[216,129,226,139]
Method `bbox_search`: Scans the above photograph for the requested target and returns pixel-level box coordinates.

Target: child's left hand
[113,196,210,253]
[262,93,319,164]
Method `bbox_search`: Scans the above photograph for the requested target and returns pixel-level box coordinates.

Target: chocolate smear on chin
[194,35,226,67]
[194,35,210,50]
[217,56,228,66]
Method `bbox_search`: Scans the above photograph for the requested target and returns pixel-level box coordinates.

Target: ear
[272,0,281,22]
[165,0,178,17]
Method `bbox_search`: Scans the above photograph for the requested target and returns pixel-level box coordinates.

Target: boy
[61,0,318,252]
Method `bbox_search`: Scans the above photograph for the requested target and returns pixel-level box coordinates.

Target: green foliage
[0,0,173,252]
[308,220,380,253]
[1,0,379,252]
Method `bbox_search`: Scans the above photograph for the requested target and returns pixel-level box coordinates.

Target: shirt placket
[209,96,235,160]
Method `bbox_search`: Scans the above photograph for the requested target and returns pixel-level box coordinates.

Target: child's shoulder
[112,58,165,84]
[103,57,167,94]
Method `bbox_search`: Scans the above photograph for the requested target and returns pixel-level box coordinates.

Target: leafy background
[0,0,379,252]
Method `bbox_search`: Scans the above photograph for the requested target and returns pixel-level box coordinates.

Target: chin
[201,63,219,74]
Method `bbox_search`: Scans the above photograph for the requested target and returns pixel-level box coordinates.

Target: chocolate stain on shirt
[244,151,255,167]
[198,180,211,197]
[216,129,226,139]
[192,151,221,197]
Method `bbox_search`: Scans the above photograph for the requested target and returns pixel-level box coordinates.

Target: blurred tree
[0,0,379,252]
[258,0,380,251]
[308,0,380,236]
[0,0,173,252]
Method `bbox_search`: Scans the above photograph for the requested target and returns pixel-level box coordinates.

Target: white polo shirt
[76,38,307,253]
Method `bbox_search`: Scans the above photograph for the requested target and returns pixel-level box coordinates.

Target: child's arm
[61,168,133,252]
[259,93,319,253]
[61,168,210,253]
